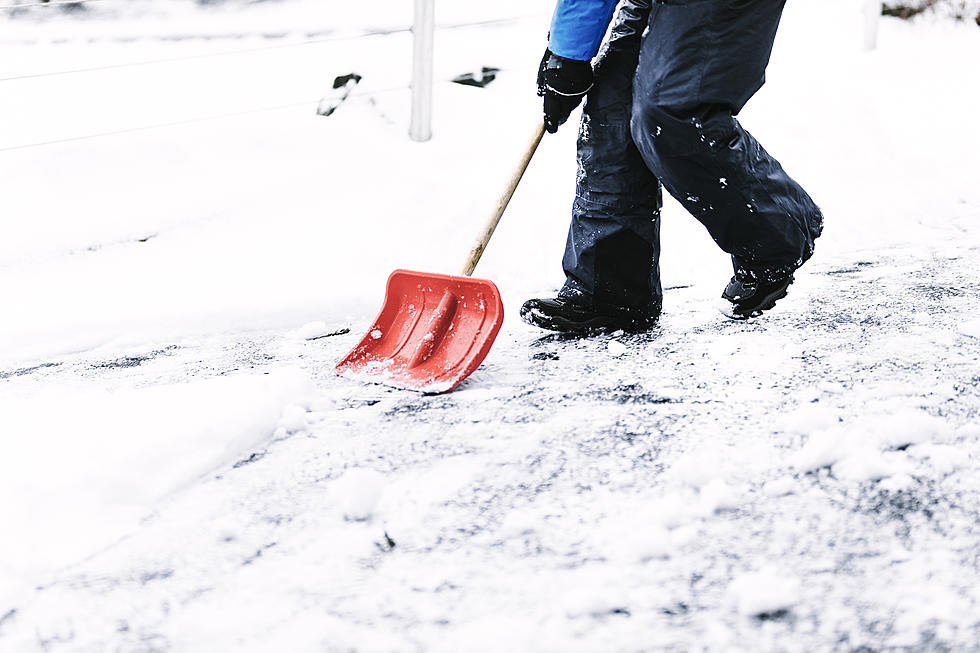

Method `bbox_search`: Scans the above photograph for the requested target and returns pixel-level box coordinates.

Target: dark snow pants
[561,0,824,317]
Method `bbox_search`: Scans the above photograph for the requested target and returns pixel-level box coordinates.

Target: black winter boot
[520,296,658,335]
[721,272,794,319]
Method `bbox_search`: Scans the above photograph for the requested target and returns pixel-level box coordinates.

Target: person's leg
[559,0,664,319]
[630,0,823,285]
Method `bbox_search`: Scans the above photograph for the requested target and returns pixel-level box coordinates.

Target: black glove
[537,48,593,134]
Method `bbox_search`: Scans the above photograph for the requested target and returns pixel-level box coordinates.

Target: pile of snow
[0,367,313,606]
[789,409,955,482]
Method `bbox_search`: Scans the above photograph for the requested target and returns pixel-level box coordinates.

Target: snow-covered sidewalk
[3,235,980,651]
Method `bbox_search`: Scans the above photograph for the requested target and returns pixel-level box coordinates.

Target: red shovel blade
[335,269,504,393]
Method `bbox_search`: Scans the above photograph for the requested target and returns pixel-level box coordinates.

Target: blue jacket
[548,0,619,61]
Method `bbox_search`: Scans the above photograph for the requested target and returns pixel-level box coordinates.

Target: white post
[410,0,434,142]
[863,0,880,51]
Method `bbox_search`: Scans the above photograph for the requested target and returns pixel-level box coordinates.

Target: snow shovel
[336,120,546,393]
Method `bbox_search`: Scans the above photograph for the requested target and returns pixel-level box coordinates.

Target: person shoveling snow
[521,0,825,334]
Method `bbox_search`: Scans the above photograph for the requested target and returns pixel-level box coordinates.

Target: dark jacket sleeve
[548,0,620,61]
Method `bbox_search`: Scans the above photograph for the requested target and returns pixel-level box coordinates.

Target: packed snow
[1,0,980,651]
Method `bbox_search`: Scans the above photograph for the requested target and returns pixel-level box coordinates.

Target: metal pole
[410,0,434,142]
[863,0,880,51]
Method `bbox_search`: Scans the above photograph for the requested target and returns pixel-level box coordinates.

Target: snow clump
[729,568,801,617]
[646,494,697,530]
[878,474,916,492]
[791,426,851,472]
[791,409,953,479]
[496,509,538,538]
[607,339,627,357]
[669,450,725,488]
[957,319,980,339]
[776,402,840,435]
[762,477,797,497]
[832,448,912,483]
[864,411,953,448]
[698,478,740,515]
[958,424,980,439]
[293,321,330,340]
[906,443,968,475]
[331,468,385,521]
[593,516,673,563]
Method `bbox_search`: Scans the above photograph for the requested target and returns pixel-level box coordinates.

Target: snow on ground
[1,0,980,651]
[0,366,313,605]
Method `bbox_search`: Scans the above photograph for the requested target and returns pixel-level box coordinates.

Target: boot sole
[723,277,794,320]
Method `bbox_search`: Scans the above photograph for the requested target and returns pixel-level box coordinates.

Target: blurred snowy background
[1,1,980,651]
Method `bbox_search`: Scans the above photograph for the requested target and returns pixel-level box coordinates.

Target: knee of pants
[630,101,735,163]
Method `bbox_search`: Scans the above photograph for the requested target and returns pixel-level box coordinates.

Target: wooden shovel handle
[460,120,546,277]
